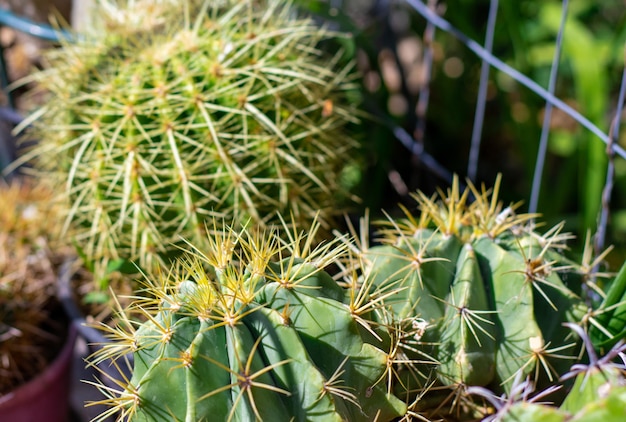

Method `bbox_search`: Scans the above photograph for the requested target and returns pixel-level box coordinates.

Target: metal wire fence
[404,0,626,258]
[327,0,626,264]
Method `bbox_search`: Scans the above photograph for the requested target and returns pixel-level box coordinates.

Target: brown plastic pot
[0,324,78,422]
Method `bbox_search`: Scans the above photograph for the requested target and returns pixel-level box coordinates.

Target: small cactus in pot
[0,179,70,394]
[18,0,363,287]
[87,220,407,421]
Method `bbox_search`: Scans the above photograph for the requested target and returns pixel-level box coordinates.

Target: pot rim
[0,323,78,407]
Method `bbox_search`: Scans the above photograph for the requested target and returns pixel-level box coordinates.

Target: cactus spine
[23,0,361,281]
[89,221,406,421]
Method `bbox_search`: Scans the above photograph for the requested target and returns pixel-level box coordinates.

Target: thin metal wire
[361,5,455,187]
[528,0,569,214]
[414,0,437,150]
[404,0,626,160]
[364,96,456,185]
[467,0,498,182]
[0,9,73,42]
[595,56,626,257]
[0,10,75,111]
[405,0,623,263]
[391,122,455,184]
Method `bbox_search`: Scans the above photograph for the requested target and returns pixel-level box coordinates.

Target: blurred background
[301,0,626,268]
[2,0,626,265]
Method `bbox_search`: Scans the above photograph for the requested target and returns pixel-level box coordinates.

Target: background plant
[16,0,363,291]
[296,0,626,265]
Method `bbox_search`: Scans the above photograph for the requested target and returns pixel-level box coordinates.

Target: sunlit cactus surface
[88,220,406,422]
[355,176,617,418]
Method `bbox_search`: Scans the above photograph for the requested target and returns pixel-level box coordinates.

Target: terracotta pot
[0,324,77,422]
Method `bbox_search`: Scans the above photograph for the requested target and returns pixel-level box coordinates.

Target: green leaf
[82,291,110,305]
[591,261,626,350]
[105,258,139,275]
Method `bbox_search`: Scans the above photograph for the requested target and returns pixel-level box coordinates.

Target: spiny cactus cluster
[497,371,626,422]
[354,176,616,419]
[89,220,406,421]
[21,0,362,283]
[87,175,626,421]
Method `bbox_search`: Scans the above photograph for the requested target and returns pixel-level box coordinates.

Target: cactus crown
[378,175,535,242]
[354,175,617,419]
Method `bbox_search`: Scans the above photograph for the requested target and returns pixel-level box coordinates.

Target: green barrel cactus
[358,176,597,416]
[88,220,406,421]
[21,0,361,282]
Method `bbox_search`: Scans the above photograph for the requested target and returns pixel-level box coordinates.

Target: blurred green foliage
[298,0,626,264]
